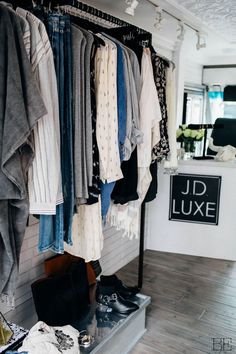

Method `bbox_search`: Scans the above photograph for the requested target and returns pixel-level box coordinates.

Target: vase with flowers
[176,125,205,159]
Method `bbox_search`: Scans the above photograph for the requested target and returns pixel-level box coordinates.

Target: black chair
[208,118,236,155]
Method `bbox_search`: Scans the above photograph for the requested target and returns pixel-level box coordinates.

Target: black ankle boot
[100,275,139,299]
[96,284,139,315]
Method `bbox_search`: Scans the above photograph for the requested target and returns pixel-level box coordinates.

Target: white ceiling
[152,0,236,65]
[174,0,236,43]
[162,0,236,64]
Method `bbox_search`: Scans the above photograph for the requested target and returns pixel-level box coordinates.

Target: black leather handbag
[31,259,90,326]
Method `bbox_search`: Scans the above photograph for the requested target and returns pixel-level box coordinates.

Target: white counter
[146,159,236,261]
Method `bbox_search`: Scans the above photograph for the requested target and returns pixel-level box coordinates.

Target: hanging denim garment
[39,14,74,253]
[101,40,127,219]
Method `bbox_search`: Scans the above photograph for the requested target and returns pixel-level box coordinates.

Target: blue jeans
[39,15,74,253]
[101,42,127,220]
[101,182,115,219]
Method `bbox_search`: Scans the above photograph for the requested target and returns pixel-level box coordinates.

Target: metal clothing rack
[68,0,149,291]
[73,0,132,28]
[138,203,146,289]
[35,0,150,290]
[73,0,149,291]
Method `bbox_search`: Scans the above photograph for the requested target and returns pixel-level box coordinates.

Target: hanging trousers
[39,14,74,253]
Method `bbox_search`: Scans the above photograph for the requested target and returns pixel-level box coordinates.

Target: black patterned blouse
[152,55,170,161]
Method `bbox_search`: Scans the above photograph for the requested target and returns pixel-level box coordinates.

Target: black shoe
[100,275,139,299]
[96,284,139,315]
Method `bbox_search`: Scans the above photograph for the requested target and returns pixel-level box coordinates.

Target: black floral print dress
[152,55,170,161]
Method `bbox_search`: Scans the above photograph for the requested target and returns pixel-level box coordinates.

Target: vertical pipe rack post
[138,203,146,290]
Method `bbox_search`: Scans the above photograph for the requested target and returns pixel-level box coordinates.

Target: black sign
[169,174,221,225]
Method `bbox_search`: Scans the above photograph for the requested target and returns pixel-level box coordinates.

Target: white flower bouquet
[176,125,204,153]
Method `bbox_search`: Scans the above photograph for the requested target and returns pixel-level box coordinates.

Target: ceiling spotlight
[177,20,186,41]
[125,0,139,16]
[196,31,206,50]
[154,5,165,30]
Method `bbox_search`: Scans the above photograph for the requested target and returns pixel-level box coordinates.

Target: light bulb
[124,0,139,16]
[177,21,186,41]
[196,31,206,50]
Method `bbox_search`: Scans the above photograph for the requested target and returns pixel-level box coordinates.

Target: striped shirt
[16,8,63,215]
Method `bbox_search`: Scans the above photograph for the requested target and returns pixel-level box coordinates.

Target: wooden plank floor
[117,250,236,354]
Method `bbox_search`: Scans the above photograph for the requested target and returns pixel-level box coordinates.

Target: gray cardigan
[0,5,46,200]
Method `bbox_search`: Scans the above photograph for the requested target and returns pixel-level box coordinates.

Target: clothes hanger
[157,52,174,69]
[107,25,152,50]
[92,33,105,47]
[149,44,172,68]
[40,0,64,11]
[62,5,109,35]
[4,0,34,10]
[61,5,106,46]
[107,24,136,38]
[136,32,152,48]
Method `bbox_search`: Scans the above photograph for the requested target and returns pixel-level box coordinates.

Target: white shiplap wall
[1,216,139,329]
[101,225,139,276]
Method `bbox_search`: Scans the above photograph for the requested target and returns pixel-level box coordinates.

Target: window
[224,85,236,118]
[182,87,205,125]
[224,102,236,118]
